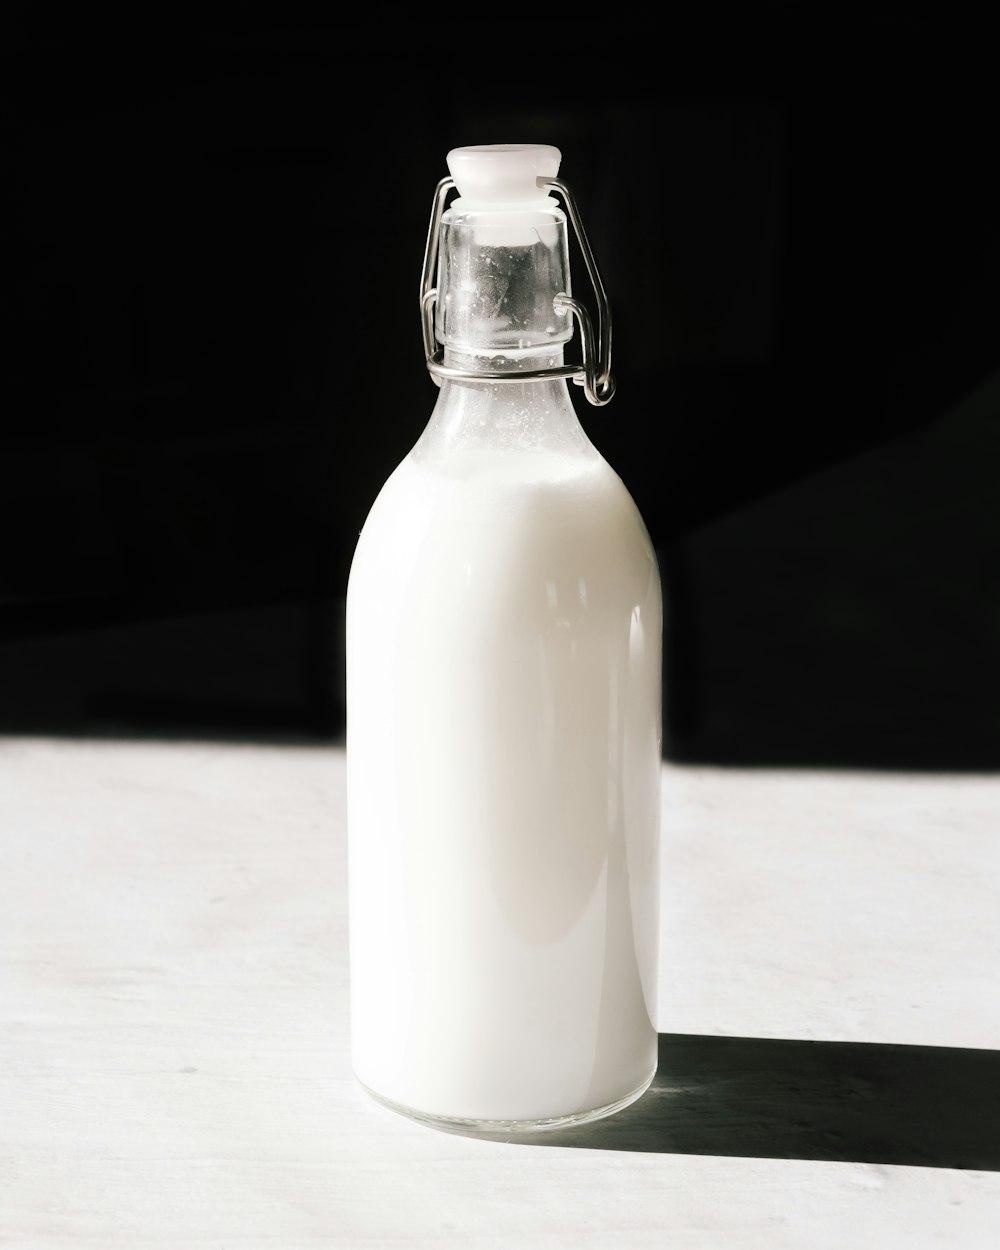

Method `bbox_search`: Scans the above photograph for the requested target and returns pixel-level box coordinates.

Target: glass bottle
[346,144,662,1132]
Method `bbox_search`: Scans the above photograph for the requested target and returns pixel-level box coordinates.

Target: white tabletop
[2,736,998,1248]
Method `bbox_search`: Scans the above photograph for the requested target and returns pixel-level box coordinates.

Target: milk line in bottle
[346,143,662,1131]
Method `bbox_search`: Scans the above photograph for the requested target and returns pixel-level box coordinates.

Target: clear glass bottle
[346,144,662,1132]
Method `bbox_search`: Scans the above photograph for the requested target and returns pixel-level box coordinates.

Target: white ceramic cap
[446,143,562,209]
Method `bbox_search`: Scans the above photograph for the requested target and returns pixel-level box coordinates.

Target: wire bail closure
[420,176,615,407]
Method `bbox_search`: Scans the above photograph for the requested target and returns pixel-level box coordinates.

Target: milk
[346,436,662,1126]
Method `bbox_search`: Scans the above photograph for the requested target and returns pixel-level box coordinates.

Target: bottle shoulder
[348,448,659,602]
[356,446,646,534]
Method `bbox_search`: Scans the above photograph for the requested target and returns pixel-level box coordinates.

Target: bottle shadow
[479,1033,1000,1168]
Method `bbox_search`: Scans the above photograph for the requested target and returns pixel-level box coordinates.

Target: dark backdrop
[2,16,998,768]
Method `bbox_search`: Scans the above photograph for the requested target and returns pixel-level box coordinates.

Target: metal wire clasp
[419,176,615,407]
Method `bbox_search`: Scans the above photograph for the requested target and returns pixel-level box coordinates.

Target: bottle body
[346,371,662,1128]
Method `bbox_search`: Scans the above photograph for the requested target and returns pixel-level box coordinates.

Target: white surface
[2,736,999,1248]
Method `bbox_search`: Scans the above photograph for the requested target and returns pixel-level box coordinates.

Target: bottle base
[358,1067,656,1137]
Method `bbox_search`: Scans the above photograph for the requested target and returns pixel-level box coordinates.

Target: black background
[2,15,998,768]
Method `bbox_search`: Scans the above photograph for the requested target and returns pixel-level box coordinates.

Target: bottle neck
[412,198,598,466]
[435,201,573,356]
[412,346,598,466]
